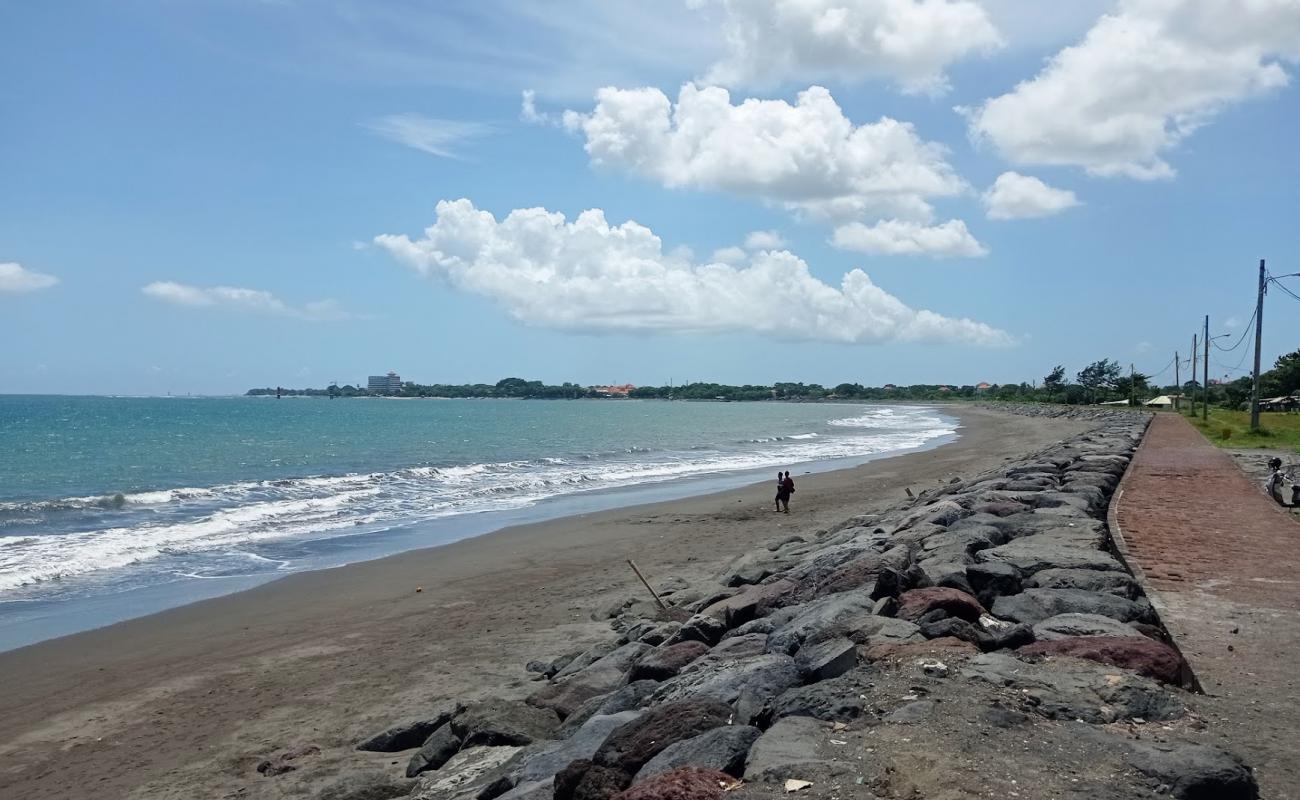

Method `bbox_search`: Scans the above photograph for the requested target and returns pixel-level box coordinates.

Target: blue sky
[3,0,1298,395]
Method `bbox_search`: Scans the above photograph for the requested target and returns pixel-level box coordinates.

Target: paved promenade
[1114,413,1300,798]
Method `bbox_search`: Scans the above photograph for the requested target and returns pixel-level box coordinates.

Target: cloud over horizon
[0,262,59,293]
[964,0,1300,179]
[698,0,1003,94]
[141,282,356,321]
[374,199,1013,346]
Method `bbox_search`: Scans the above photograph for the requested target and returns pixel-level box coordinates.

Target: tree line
[245,348,1298,407]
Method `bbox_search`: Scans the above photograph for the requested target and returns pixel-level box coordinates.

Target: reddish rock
[556,760,634,800]
[594,699,732,773]
[897,587,986,623]
[702,580,797,627]
[614,767,736,800]
[810,554,888,598]
[1018,635,1187,685]
[630,642,710,682]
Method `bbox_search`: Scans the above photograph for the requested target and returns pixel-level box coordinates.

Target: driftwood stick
[627,559,669,610]
[905,487,915,499]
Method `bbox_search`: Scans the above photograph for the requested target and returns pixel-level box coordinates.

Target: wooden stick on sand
[627,559,669,610]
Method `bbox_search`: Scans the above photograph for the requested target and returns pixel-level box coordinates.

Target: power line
[1272,277,1300,304]
[1211,306,1257,352]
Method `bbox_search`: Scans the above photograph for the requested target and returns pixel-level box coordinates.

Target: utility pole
[1190,334,1198,416]
[1250,259,1266,431]
[1202,315,1210,422]
[1174,351,1180,412]
[1129,363,1136,407]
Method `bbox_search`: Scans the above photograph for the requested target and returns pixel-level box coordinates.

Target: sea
[0,395,958,650]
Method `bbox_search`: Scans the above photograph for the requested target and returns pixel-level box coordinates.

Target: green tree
[1076,359,1122,403]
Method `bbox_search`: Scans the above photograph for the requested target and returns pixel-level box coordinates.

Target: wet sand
[0,406,1090,800]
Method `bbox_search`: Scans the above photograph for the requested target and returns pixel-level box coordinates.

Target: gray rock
[966,561,1023,607]
[840,613,923,645]
[992,589,1150,626]
[494,779,554,800]
[743,716,830,782]
[766,590,877,654]
[517,711,643,783]
[1028,568,1140,599]
[529,641,653,718]
[794,636,857,681]
[770,668,875,722]
[651,654,801,722]
[629,641,709,682]
[559,681,659,735]
[665,613,729,647]
[406,724,463,778]
[451,700,558,747]
[554,642,620,680]
[963,652,1182,723]
[979,538,1122,575]
[703,633,768,664]
[1032,613,1147,641]
[356,702,463,752]
[409,746,523,800]
[1125,741,1259,799]
[636,725,762,780]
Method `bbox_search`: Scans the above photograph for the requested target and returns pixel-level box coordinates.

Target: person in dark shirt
[778,471,795,513]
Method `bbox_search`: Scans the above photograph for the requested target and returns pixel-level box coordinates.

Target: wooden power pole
[1191,334,1198,416]
[1174,351,1180,412]
[1202,315,1210,422]
[1250,259,1266,432]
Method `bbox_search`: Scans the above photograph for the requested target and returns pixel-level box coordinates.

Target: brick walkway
[1113,413,1300,798]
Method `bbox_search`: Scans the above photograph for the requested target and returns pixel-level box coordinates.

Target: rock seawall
[339,406,1258,800]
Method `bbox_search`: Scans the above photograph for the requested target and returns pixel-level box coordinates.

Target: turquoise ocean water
[0,396,957,649]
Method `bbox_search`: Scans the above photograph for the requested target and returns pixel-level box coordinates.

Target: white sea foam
[0,406,954,594]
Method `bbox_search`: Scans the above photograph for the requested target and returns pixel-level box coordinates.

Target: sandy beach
[0,406,1090,800]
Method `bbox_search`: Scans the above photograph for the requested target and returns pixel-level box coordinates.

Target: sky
[2,0,1299,395]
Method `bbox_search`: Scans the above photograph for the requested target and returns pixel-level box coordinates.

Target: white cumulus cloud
[565,83,969,223]
[982,171,1080,219]
[363,114,493,158]
[964,0,1300,179]
[698,0,1003,94]
[374,199,1011,346]
[744,229,787,250]
[832,219,988,257]
[141,282,356,321]
[0,262,59,293]
[711,245,748,264]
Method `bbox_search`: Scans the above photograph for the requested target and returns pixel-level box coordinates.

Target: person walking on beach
[774,471,795,513]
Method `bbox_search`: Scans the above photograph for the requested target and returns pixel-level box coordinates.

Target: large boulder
[1031,613,1146,642]
[635,725,761,779]
[629,641,710,682]
[317,770,412,800]
[664,614,729,647]
[743,716,832,782]
[1124,741,1259,799]
[555,761,632,800]
[1027,568,1140,598]
[530,642,654,718]
[451,699,559,747]
[408,746,522,800]
[356,702,463,752]
[794,637,857,682]
[963,652,1183,723]
[515,711,643,784]
[701,580,798,627]
[979,539,1122,575]
[897,587,986,623]
[765,590,877,654]
[770,669,876,722]
[616,767,736,800]
[1018,636,1187,685]
[992,589,1150,626]
[651,654,801,723]
[594,699,733,774]
[560,682,659,735]
[405,725,462,778]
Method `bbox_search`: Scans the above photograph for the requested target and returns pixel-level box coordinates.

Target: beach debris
[784,779,814,792]
[627,558,670,610]
[415,586,423,593]
[920,659,949,678]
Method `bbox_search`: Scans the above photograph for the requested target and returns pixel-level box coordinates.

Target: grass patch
[1182,407,1300,453]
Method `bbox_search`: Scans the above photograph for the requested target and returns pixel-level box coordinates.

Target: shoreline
[0,415,959,652]
[0,406,1092,800]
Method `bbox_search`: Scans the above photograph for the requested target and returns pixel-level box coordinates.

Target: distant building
[368,372,402,393]
[938,385,951,393]
[883,384,897,390]
[593,383,635,396]
[976,382,992,392]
